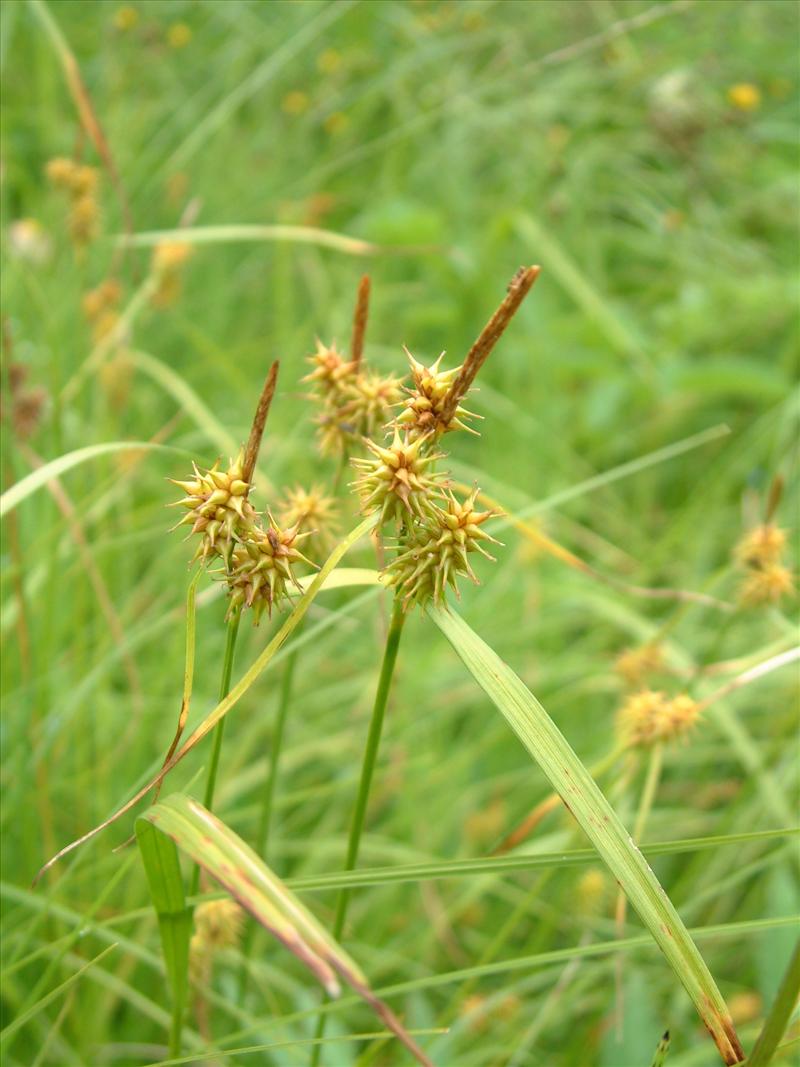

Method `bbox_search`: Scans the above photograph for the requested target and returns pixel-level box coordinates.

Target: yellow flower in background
[323,111,349,136]
[317,48,341,74]
[727,82,761,112]
[114,6,138,31]
[282,90,310,115]
[167,22,192,49]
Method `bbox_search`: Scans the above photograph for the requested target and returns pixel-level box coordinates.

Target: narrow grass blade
[746,938,800,1066]
[135,821,191,1055]
[139,793,433,1067]
[0,943,116,1044]
[118,224,382,257]
[428,603,745,1066]
[1,442,183,517]
[34,516,377,882]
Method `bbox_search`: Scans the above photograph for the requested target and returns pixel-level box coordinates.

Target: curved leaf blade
[428,603,744,1066]
[140,793,433,1067]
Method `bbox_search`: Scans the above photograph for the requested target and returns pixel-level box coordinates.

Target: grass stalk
[188,608,241,898]
[310,595,407,1066]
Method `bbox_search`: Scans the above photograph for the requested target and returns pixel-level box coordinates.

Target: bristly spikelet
[45,157,101,247]
[395,349,479,438]
[169,450,256,563]
[303,339,358,455]
[82,279,122,342]
[383,489,502,607]
[616,689,669,749]
[615,643,664,687]
[739,562,794,606]
[660,693,701,741]
[189,899,244,984]
[733,520,794,606]
[347,369,404,439]
[351,429,448,521]
[734,523,787,568]
[617,689,701,748]
[151,241,193,307]
[277,484,339,558]
[227,519,315,623]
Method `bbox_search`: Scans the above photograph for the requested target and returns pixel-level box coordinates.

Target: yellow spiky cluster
[304,339,402,456]
[351,429,447,522]
[227,520,313,623]
[615,643,664,687]
[45,157,101,247]
[189,899,244,985]
[616,689,701,749]
[734,522,794,607]
[395,349,478,438]
[169,451,256,563]
[151,241,193,307]
[384,490,502,606]
[278,484,339,558]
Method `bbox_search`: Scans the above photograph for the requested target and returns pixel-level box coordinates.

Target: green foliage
[2,1,798,1065]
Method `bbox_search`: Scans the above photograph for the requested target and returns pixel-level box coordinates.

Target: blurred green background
[1,1,798,1065]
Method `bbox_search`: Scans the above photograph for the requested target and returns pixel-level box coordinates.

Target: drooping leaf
[139,793,432,1067]
[428,603,744,1067]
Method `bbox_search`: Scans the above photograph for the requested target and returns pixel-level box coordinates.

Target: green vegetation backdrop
[1,1,798,1066]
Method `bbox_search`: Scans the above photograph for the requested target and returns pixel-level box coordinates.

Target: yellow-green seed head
[169,450,256,563]
[351,429,448,521]
[384,489,502,607]
[277,484,339,558]
[617,689,701,748]
[227,519,314,623]
[395,349,479,438]
[734,523,787,569]
[739,562,794,606]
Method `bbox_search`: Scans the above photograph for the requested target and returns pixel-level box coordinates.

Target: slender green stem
[310,596,406,1067]
[748,937,800,1066]
[189,608,241,898]
[614,742,664,1036]
[257,646,297,857]
[238,642,299,1000]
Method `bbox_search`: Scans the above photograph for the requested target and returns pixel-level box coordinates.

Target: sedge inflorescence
[733,522,794,607]
[616,688,701,749]
[169,446,320,623]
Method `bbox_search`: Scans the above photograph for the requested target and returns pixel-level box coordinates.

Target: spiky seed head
[395,348,479,438]
[383,488,502,608]
[151,241,193,307]
[45,157,78,190]
[659,693,701,742]
[351,428,448,522]
[615,643,664,687]
[616,689,669,749]
[194,899,244,950]
[734,524,788,569]
[227,519,315,623]
[189,899,244,984]
[68,195,100,246]
[277,484,339,558]
[303,338,357,394]
[168,450,256,563]
[617,689,701,748]
[739,562,794,606]
[347,369,404,439]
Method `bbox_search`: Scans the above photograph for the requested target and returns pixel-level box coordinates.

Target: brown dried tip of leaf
[351,274,371,367]
[242,360,279,484]
[440,265,540,425]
